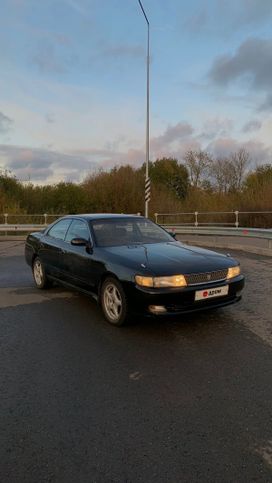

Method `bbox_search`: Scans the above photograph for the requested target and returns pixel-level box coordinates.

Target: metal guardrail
[155,211,272,228]
[1,223,271,237]
[0,213,63,224]
[0,224,47,232]
[161,225,272,255]
[1,211,272,227]
[161,225,272,240]
[1,219,272,255]
[0,214,62,234]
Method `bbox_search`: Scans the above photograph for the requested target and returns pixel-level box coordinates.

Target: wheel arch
[97,271,120,300]
[32,253,38,266]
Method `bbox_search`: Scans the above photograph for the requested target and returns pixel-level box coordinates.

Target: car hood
[102,241,235,276]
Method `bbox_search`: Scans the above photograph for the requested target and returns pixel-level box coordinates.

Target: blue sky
[1,0,272,183]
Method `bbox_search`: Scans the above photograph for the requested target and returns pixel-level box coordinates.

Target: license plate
[195,285,229,301]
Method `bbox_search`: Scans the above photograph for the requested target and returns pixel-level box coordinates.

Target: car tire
[32,257,51,289]
[100,277,128,326]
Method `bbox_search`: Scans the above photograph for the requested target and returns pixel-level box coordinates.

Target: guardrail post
[194,211,198,227]
[44,213,47,225]
[155,213,158,224]
[235,210,239,228]
[4,213,8,224]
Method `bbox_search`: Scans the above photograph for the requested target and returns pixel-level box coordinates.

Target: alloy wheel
[33,258,44,287]
[103,282,122,322]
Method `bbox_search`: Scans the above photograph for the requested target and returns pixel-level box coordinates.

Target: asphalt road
[1,241,272,483]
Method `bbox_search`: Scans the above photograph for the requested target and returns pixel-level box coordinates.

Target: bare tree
[230,148,250,191]
[210,157,230,193]
[210,149,250,193]
[184,150,212,188]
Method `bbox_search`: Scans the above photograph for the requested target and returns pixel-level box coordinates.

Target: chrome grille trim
[184,269,228,286]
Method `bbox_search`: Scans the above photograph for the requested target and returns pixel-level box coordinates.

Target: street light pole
[138,0,150,218]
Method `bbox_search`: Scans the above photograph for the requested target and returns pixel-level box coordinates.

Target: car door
[62,219,96,289]
[39,218,72,278]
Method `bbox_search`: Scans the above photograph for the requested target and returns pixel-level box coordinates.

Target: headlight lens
[134,275,154,287]
[153,275,187,287]
[135,274,187,288]
[227,266,241,279]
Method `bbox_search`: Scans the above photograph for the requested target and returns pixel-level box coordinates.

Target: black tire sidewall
[100,277,128,326]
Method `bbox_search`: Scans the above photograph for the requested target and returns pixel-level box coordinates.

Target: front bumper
[125,275,245,316]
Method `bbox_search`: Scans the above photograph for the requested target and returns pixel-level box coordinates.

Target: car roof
[61,213,144,221]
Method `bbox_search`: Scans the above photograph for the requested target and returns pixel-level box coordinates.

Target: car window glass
[91,218,173,247]
[47,219,72,240]
[136,221,168,242]
[65,219,90,243]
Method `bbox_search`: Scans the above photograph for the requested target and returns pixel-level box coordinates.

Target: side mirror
[86,240,93,254]
[71,237,88,246]
[168,231,177,240]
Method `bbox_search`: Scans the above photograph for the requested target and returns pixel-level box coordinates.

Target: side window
[47,219,72,240]
[65,219,90,243]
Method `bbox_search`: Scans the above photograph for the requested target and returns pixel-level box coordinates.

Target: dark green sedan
[25,214,244,326]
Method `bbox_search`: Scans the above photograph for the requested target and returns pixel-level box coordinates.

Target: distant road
[1,241,272,482]
[177,234,272,256]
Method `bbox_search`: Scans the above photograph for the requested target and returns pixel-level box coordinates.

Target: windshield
[90,218,174,247]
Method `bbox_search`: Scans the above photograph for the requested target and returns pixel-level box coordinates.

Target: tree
[0,170,23,212]
[149,157,189,200]
[230,149,250,191]
[244,164,272,193]
[209,149,250,193]
[184,150,212,188]
[83,165,145,214]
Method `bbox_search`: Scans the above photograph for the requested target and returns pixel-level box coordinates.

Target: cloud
[236,0,272,26]
[32,42,78,75]
[1,118,271,183]
[32,44,65,74]
[258,94,272,112]
[185,1,272,35]
[242,120,262,133]
[0,112,13,134]
[207,137,272,164]
[99,148,145,169]
[209,38,272,88]
[185,8,208,33]
[68,122,195,169]
[100,44,145,60]
[89,42,146,67]
[209,37,272,110]
[200,117,234,140]
[0,145,97,182]
[45,113,55,124]
[151,122,194,153]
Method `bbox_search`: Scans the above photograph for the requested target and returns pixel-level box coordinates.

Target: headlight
[134,275,154,287]
[227,266,241,279]
[135,274,187,288]
[153,275,187,287]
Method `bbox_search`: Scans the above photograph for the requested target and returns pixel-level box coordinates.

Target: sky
[1,0,272,184]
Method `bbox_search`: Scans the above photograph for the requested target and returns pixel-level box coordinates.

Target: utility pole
[138,0,150,217]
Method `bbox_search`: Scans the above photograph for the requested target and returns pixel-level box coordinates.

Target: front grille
[184,269,228,286]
